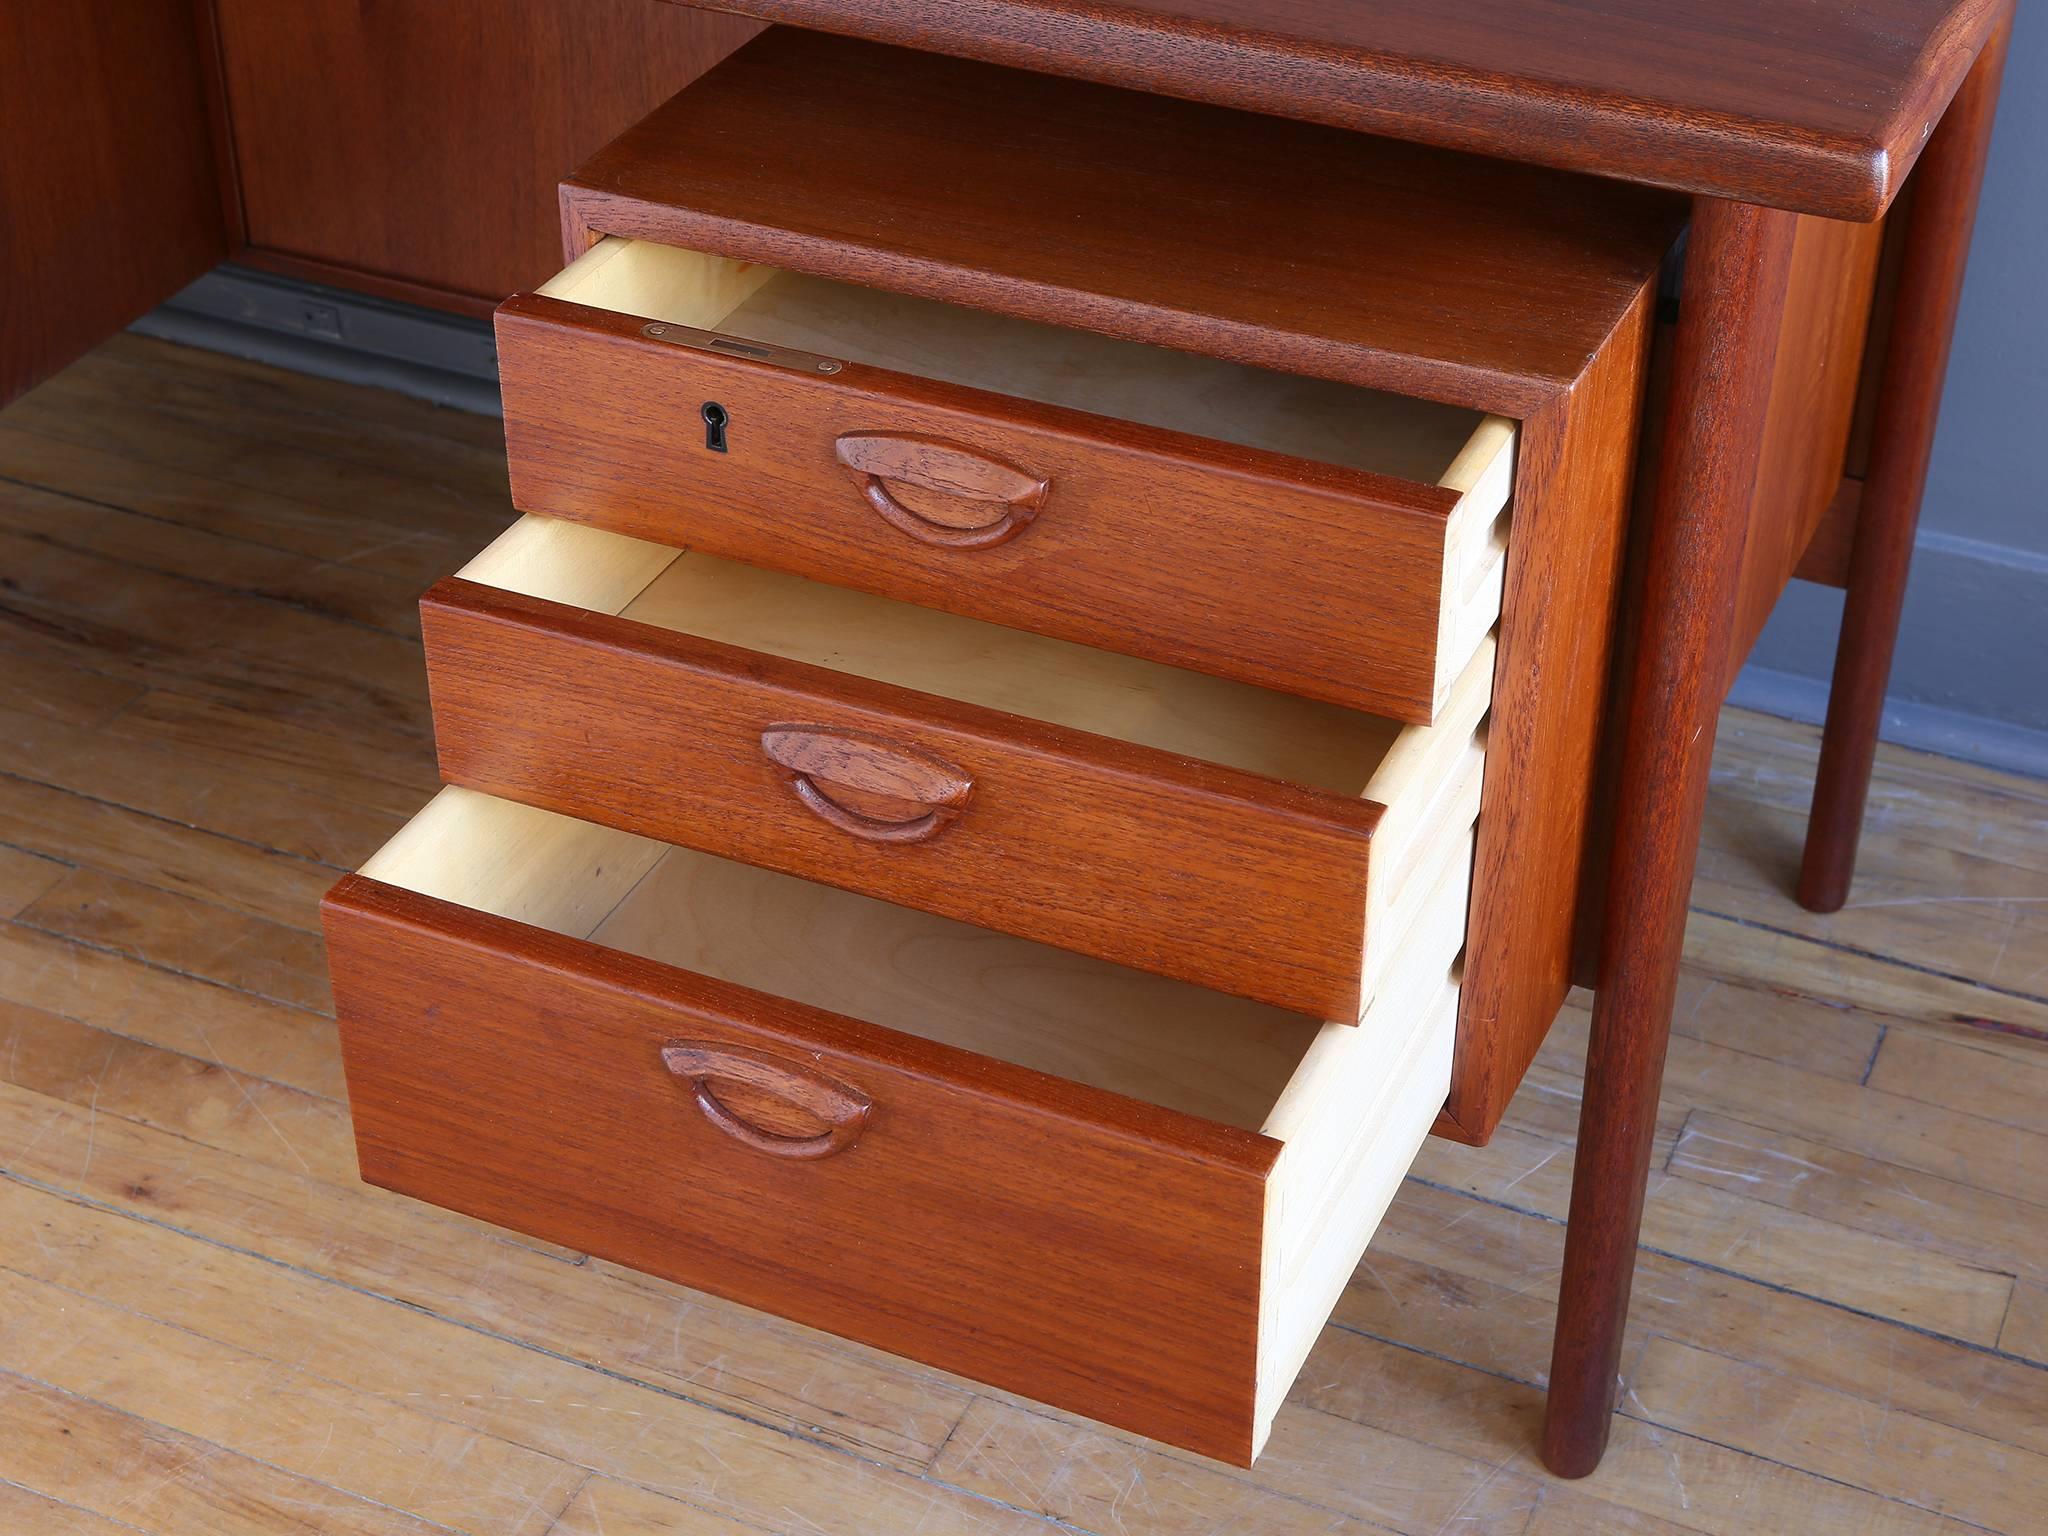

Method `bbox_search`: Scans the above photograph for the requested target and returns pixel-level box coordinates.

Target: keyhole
[701,401,729,453]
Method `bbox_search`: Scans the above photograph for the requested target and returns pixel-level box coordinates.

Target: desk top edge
[563,29,1684,414]
[681,0,2009,219]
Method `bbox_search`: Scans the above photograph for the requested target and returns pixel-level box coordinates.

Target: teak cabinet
[325,29,1689,1463]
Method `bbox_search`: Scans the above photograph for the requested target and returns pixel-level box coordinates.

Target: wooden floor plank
[0,1079,975,1473]
[2000,1281,2048,1364]
[0,773,337,930]
[0,1000,354,1180]
[1,377,511,546]
[542,1476,1029,1536]
[0,1267,583,1535]
[1866,1026,2048,1133]
[20,869,334,1013]
[1527,1003,2048,1210]
[1414,1123,2018,1345]
[1299,1336,1992,1536]
[0,1181,1000,1535]
[2,646,147,730]
[1629,1337,2048,1534]
[1519,1498,1708,1535]
[0,702,400,876]
[934,1394,1519,1536]
[0,500,435,745]
[0,473,424,638]
[0,1480,160,1536]
[0,846,71,918]
[1344,1178,2048,1464]
[1681,905,2048,1038]
[81,335,510,467]
[0,1373,459,1536]
[103,689,440,821]
[1667,1109,2043,1284]
[0,422,484,588]
[1636,968,1884,1081]
[1696,797,2048,997]
[0,921,342,1097]
[544,1479,766,1536]
[0,999,577,1254]
[1710,709,2048,854]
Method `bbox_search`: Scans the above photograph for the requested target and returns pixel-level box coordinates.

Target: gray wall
[1739,5,2048,773]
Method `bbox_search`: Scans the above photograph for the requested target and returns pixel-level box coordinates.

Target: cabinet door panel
[0,5,227,404]
[213,0,759,311]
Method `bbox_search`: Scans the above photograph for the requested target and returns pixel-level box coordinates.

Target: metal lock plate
[641,321,843,376]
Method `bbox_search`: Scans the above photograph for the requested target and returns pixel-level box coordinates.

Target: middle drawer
[422,515,1491,1020]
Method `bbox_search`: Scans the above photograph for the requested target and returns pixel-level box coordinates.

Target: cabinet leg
[1797,11,2012,914]
[1541,197,1797,1479]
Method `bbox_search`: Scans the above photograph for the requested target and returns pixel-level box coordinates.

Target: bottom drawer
[324,787,1467,1465]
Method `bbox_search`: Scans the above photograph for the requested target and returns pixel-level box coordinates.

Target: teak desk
[665,0,2015,1476]
[8,0,2010,1485]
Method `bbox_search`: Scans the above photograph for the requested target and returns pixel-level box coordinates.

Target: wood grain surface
[329,784,1471,1465]
[2,335,2045,1531]
[1800,9,2015,913]
[325,870,1278,1464]
[1726,214,1890,674]
[1441,286,1657,1145]
[1795,476,1866,588]
[422,573,1395,1017]
[208,0,758,311]
[558,29,1684,414]
[1546,198,1800,1477]
[497,291,1496,723]
[0,5,226,403]
[676,0,2006,219]
[534,27,1667,1141]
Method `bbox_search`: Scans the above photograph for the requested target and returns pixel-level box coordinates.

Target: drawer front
[498,293,1480,725]
[421,577,1382,1017]
[324,872,1276,1463]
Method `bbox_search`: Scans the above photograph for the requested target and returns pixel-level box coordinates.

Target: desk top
[694,0,2005,219]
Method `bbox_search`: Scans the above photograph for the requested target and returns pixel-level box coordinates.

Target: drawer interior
[354,784,1463,1451]
[539,236,1508,492]
[458,513,1488,1004]
[461,513,1489,816]
[362,787,1322,1124]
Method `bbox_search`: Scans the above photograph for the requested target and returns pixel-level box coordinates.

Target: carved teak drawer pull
[834,432,1049,548]
[662,1042,872,1159]
[760,725,973,843]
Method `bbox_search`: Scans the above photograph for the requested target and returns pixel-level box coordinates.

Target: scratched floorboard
[0,333,2043,1535]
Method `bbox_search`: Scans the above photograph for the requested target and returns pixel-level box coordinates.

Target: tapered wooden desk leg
[1541,197,1797,1479]
[1798,10,2012,914]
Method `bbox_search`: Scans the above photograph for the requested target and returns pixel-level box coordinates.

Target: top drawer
[498,236,1513,724]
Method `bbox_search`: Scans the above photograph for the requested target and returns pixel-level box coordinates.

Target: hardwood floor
[1,333,2043,1534]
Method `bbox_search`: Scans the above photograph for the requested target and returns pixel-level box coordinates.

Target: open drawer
[422,515,1489,1020]
[323,786,1468,1465]
[497,233,1514,725]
